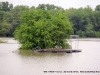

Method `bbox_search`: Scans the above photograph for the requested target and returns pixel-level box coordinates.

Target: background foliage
[0,1,100,38]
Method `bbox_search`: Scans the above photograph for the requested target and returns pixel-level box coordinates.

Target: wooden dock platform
[37,49,82,53]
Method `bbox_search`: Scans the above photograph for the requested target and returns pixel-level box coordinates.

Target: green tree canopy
[0,1,13,11]
[95,4,100,11]
[36,4,64,10]
[14,9,73,50]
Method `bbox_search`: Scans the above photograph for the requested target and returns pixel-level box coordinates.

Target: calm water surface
[0,38,100,75]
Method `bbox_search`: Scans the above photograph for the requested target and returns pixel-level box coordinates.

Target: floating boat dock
[36,35,82,53]
[37,49,82,53]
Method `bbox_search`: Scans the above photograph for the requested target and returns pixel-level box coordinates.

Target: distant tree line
[0,1,100,37]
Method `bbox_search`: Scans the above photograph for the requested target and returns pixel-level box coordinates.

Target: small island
[14,9,73,51]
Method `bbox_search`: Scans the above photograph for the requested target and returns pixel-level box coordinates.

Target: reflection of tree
[18,50,69,57]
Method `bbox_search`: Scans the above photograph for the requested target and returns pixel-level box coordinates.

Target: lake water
[0,38,100,75]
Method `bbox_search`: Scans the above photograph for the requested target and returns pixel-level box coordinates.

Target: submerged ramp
[37,49,82,53]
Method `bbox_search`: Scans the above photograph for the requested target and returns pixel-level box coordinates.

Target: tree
[10,5,30,35]
[84,5,92,11]
[0,10,13,36]
[0,1,13,11]
[95,4,100,11]
[65,6,100,37]
[36,4,64,10]
[12,5,29,19]
[30,6,35,10]
[14,9,73,50]
[0,23,12,36]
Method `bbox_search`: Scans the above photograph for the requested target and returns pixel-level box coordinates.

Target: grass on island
[0,39,7,43]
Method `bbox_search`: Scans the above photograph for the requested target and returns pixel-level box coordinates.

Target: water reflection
[18,50,72,57]
[17,49,74,75]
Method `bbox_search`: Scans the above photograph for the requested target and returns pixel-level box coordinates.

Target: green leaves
[66,7,100,37]
[14,9,73,50]
[95,4,100,11]
[0,1,13,11]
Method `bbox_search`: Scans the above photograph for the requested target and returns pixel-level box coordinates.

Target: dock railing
[70,35,79,50]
